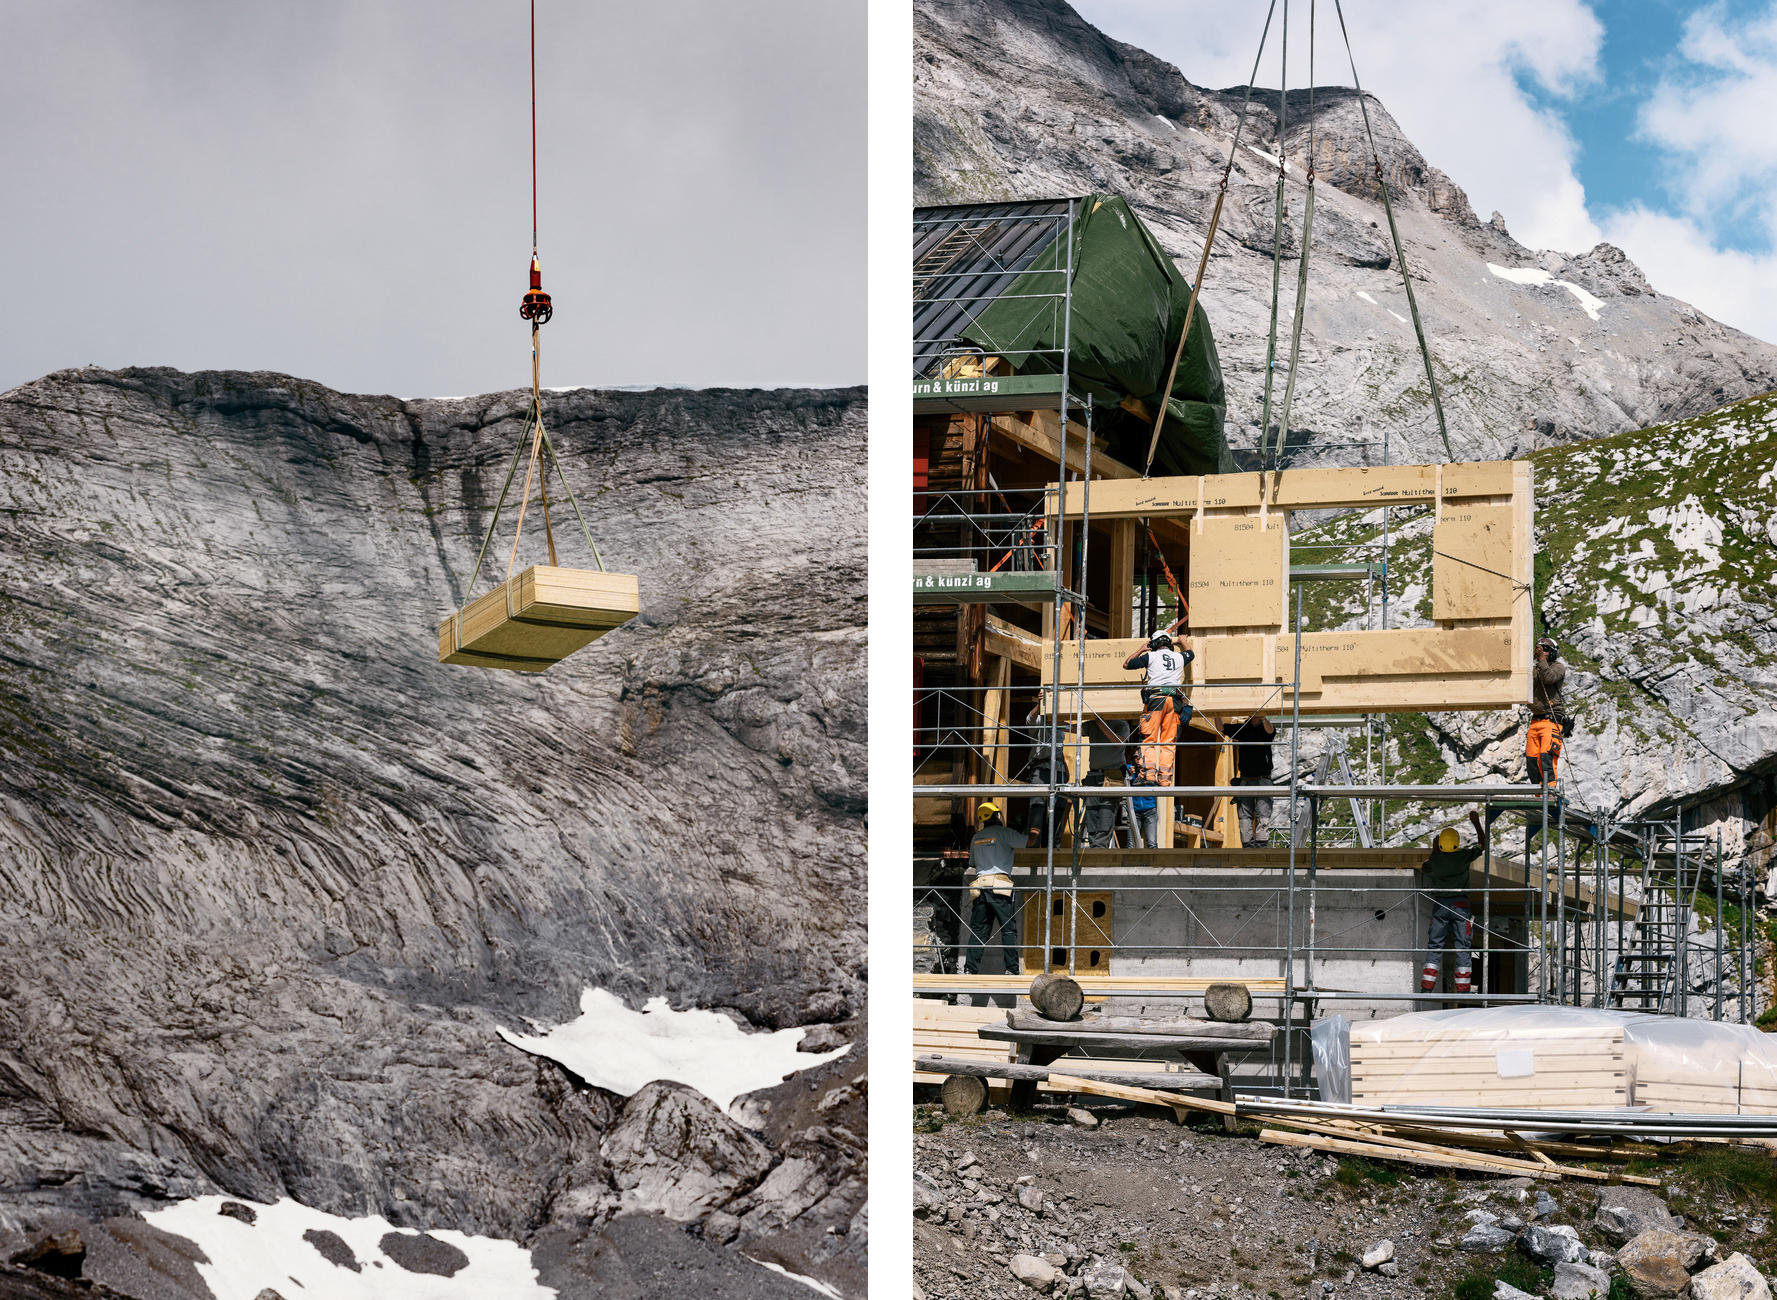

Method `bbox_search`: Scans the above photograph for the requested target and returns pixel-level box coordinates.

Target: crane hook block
[520,255,553,324]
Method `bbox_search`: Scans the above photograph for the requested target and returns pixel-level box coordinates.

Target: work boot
[1420,964,1439,992]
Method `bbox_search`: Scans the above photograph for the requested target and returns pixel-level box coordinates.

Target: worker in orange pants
[1526,716,1563,787]
[1136,696,1180,787]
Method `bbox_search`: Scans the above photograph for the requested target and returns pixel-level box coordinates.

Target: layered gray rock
[0,366,868,1296]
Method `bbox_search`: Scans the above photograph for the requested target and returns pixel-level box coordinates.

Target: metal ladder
[1608,879,1680,1011]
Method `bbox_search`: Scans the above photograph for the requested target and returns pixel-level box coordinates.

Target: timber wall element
[1044,461,1534,717]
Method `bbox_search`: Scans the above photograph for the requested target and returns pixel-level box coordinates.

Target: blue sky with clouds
[1071,0,1777,344]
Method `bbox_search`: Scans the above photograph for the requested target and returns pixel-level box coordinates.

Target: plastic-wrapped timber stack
[1349,1016,1628,1109]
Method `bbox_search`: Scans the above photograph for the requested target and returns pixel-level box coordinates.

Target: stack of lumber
[1634,1050,1777,1115]
[1349,1017,1627,1109]
[438,566,639,672]
[911,999,1215,1093]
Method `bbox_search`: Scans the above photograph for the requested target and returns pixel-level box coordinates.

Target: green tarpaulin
[960,194,1230,476]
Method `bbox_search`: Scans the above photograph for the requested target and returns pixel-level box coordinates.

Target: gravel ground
[912,1099,1777,1300]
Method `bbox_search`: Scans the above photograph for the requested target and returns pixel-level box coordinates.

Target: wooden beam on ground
[1067,1076,1237,1119]
[1259,1128,1563,1181]
[1005,1008,1275,1043]
[914,1055,1218,1093]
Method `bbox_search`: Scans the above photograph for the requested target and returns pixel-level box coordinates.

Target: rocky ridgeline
[913,1106,1777,1299]
[0,367,867,1297]
[916,0,1777,466]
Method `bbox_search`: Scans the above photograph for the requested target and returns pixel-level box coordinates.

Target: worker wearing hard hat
[1420,809,1485,994]
[965,802,1026,977]
[1121,617,1193,724]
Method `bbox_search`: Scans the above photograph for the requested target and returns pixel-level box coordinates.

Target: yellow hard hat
[1437,827,1460,852]
[977,801,1001,821]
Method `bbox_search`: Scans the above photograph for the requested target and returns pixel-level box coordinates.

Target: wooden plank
[913,974,1287,992]
[1007,1008,1274,1041]
[1056,465,1470,520]
[1108,521,1137,639]
[1067,1076,1237,1118]
[979,1026,1263,1054]
[915,1055,1218,1092]
[439,565,639,672]
[984,616,1045,672]
[983,655,1012,786]
[991,411,1138,481]
[1441,461,1518,498]
[1258,1128,1562,1181]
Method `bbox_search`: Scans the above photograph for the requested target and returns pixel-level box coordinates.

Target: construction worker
[1421,809,1485,993]
[1526,715,1563,788]
[1080,770,1118,847]
[1533,637,1566,719]
[965,802,1025,976]
[1122,618,1194,725]
[1227,712,1276,847]
[1135,693,1180,787]
[1128,764,1158,848]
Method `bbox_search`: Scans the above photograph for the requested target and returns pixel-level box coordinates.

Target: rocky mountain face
[0,367,866,1297]
[916,0,1777,900]
[915,0,1777,465]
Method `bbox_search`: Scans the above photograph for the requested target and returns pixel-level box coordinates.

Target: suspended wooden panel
[1186,516,1287,629]
[1432,504,1516,620]
[438,565,639,673]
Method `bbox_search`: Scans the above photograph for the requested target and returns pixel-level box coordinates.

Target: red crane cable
[518,0,552,325]
[530,0,538,255]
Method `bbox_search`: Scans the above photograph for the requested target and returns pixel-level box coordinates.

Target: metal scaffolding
[910,203,1758,1101]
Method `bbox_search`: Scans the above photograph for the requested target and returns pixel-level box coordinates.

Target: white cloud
[1603,2,1777,342]
[1071,0,1777,345]
[1599,207,1777,343]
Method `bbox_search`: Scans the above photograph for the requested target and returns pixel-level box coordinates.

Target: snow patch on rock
[498,987,849,1111]
[1487,262,1606,321]
[143,1196,554,1299]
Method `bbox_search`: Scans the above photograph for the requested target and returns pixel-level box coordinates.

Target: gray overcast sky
[0,1,864,397]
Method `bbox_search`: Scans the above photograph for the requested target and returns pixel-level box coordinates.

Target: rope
[451,410,534,652]
[1431,548,1531,591]
[1270,0,1316,473]
[1142,0,1279,478]
[1258,0,1289,473]
[1331,0,1455,462]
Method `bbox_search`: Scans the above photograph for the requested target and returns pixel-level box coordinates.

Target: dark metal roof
[912,199,1080,379]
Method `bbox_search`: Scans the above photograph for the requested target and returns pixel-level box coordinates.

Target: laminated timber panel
[439,566,639,673]
[1041,458,1534,717]
[1187,516,1288,629]
[1042,627,1520,717]
[1433,504,1516,621]
[1054,460,1523,521]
